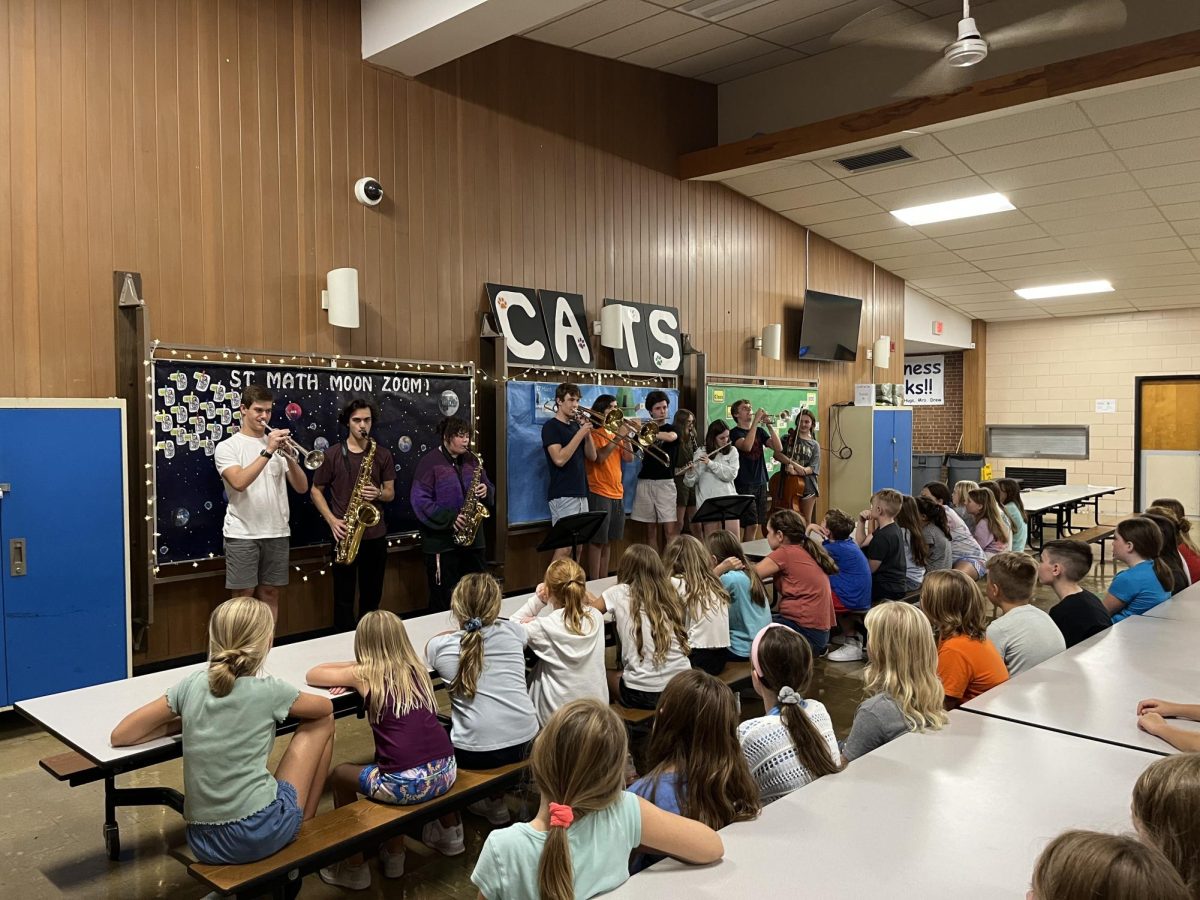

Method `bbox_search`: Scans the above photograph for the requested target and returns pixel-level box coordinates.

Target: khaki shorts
[631,479,677,523]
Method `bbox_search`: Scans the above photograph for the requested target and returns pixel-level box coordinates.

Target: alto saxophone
[336,439,382,565]
[453,453,489,547]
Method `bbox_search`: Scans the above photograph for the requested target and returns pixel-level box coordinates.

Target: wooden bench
[1068,524,1116,565]
[188,760,529,898]
[40,750,107,786]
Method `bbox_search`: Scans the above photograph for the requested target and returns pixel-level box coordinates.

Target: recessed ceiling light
[890,192,1014,226]
[1015,280,1114,300]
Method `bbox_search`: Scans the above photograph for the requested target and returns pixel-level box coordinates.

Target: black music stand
[692,494,755,526]
[535,511,608,561]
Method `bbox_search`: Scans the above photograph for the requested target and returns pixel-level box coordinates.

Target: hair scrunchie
[463,617,484,633]
[548,802,574,828]
[777,685,802,706]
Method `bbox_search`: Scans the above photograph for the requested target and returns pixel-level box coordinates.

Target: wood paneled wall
[1,0,904,663]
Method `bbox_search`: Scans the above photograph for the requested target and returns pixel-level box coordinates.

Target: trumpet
[279,435,326,470]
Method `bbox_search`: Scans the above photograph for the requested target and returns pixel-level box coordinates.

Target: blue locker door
[871,411,895,493]
[0,407,129,702]
[893,410,913,495]
[0,492,6,707]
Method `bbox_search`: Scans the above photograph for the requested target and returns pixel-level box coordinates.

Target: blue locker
[0,404,129,704]
[830,406,913,516]
[891,410,913,494]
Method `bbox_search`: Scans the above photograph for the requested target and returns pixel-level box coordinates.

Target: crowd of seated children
[967,487,1012,558]
[841,602,947,763]
[896,494,931,593]
[705,529,772,662]
[920,570,1009,709]
[806,509,872,662]
[664,534,731,675]
[308,611,456,888]
[996,478,1028,553]
[754,509,839,655]
[984,552,1065,676]
[736,624,840,803]
[952,480,978,529]
[853,489,909,603]
[1137,697,1200,752]
[1037,540,1111,648]
[917,496,954,575]
[1142,511,1191,593]
[470,699,724,900]
[595,544,691,710]
[921,482,987,578]
[628,670,759,872]
[1151,497,1200,584]
[1104,517,1175,622]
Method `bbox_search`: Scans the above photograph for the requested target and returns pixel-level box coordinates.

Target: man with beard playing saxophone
[311,399,396,631]
[412,416,495,612]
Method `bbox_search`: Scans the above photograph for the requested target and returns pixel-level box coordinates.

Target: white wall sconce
[322,268,360,328]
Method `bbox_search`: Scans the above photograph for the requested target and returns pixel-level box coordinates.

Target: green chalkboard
[704,383,819,476]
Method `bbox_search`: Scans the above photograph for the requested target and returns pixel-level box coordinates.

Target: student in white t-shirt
[663,534,731,675]
[984,552,1064,676]
[213,384,309,618]
[593,545,691,710]
[512,558,607,726]
[425,573,539,851]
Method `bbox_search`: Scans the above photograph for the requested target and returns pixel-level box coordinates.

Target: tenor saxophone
[453,453,489,547]
[336,439,381,565]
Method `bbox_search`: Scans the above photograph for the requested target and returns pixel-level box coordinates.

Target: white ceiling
[523,0,997,84]
[709,68,1200,322]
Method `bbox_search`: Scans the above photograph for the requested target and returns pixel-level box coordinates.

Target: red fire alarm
[932,321,944,335]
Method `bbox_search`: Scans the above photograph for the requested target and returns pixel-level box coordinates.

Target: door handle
[9,538,26,576]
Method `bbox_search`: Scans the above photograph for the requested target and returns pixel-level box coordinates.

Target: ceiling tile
[525,0,659,46]
[782,196,884,224]
[915,208,1031,238]
[1099,109,1200,150]
[1038,207,1166,236]
[1117,138,1200,172]
[699,47,805,83]
[1006,174,1144,211]
[1135,163,1200,191]
[1054,223,1178,249]
[814,212,904,237]
[1043,298,1137,316]
[755,179,860,211]
[890,262,982,280]
[960,130,1109,175]
[957,238,1065,262]
[720,160,832,195]
[936,103,1094,155]
[925,282,1013,298]
[720,0,851,34]
[1078,72,1200,126]
[938,224,1050,250]
[868,249,962,268]
[984,153,1125,192]
[840,157,978,197]
[908,273,999,289]
[576,10,703,56]
[759,0,900,47]
[867,176,997,214]
[1020,190,1154,223]
[620,23,740,67]
[665,36,780,78]
[1160,202,1200,223]
[791,6,925,54]
[835,227,927,250]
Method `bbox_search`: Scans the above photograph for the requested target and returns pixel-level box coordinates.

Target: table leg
[102,772,185,861]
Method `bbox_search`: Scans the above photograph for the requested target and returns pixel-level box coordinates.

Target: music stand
[535,511,608,561]
[692,494,755,526]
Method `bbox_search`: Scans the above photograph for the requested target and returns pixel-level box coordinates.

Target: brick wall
[912,352,964,453]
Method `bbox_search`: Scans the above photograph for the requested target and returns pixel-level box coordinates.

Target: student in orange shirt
[919,569,1008,709]
[584,394,634,581]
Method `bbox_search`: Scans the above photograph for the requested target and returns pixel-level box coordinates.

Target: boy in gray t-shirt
[985,552,1065,676]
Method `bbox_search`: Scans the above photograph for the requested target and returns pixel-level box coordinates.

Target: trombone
[540,403,671,465]
[279,435,326,470]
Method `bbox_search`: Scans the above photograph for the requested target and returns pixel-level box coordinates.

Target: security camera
[354,177,383,207]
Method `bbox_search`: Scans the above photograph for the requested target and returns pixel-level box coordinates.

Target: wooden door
[1138,378,1200,515]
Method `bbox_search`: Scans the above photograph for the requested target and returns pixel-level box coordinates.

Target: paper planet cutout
[285,402,303,421]
[439,390,460,416]
[398,435,413,453]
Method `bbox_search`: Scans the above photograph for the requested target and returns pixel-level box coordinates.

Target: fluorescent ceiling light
[1015,280,1114,300]
[891,192,1014,226]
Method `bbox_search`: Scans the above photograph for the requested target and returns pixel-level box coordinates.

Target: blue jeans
[771,615,830,654]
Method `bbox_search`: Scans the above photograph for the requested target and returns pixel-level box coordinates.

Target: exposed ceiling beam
[678,29,1200,180]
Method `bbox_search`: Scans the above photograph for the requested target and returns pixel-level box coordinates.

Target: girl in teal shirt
[706,529,772,660]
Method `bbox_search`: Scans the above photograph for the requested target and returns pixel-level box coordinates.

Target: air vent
[834,145,916,173]
[677,0,775,23]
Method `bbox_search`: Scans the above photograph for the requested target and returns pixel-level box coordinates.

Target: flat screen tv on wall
[797,290,863,362]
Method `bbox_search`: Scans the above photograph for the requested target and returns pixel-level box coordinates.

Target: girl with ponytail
[755,509,839,655]
[110,597,335,865]
[1151,497,1200,582]
[512,557,608,726]
[470,699,723,900]
[1103,517,1174,622]
[425,573,539,846]
[737,624,840,804]
[1143,507,1193,591]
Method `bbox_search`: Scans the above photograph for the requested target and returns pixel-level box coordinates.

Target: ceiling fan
[830,0,1128,97]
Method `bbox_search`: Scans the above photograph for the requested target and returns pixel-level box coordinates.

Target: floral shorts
[359,755,457,805]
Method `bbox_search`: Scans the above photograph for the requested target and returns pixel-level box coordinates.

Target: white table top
[1021,484,1121,514]
[16,576,617,768]
[1145,582,1200,623]
[741,539,771,559]
[963,614,1200,755]
[609,711,1154,899]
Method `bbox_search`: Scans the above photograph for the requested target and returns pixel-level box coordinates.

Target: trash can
[912,453,945,491]
[946,453,985,487]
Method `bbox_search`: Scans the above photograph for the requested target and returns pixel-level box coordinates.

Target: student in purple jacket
[411,417,495,612]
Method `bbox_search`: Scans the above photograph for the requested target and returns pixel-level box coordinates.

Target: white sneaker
[319,861,371,890]
[826,637,864,662]
[379,844,405,879]
[422,820,465,856]
[467,796,511,825]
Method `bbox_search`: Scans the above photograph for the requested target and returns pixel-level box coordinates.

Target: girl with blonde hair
[111,597,334,865]
[308,610,455,888]
[471,699,723,900]
[952,479,979,527]
[842,602,947,762]
[1132,753,1200,898]
[966,487,1012,557]
[424,573,539,849]
[512,557,607,726]
[1030,830,1189,900]
[594,544,691,710]
[920,570,1008,709]
[664,534,731,674]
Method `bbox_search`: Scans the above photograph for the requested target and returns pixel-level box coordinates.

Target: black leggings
[690,647,728,676]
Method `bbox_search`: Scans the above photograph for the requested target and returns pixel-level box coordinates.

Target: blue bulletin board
[505,381,681,526]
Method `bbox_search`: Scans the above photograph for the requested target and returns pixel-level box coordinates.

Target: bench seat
[40,750,106,786]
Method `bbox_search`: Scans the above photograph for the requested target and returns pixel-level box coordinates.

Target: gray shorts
[588,493,626,544]
[548,496,589,525]
[632,479,677,523]
[737,483,769,527]
[224,537,290,589]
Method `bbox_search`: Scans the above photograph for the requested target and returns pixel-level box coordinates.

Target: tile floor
[0,565,1112,899]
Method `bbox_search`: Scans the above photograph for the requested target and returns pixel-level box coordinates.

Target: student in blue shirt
[806,509,872,658]
[1104,518,1173,622]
